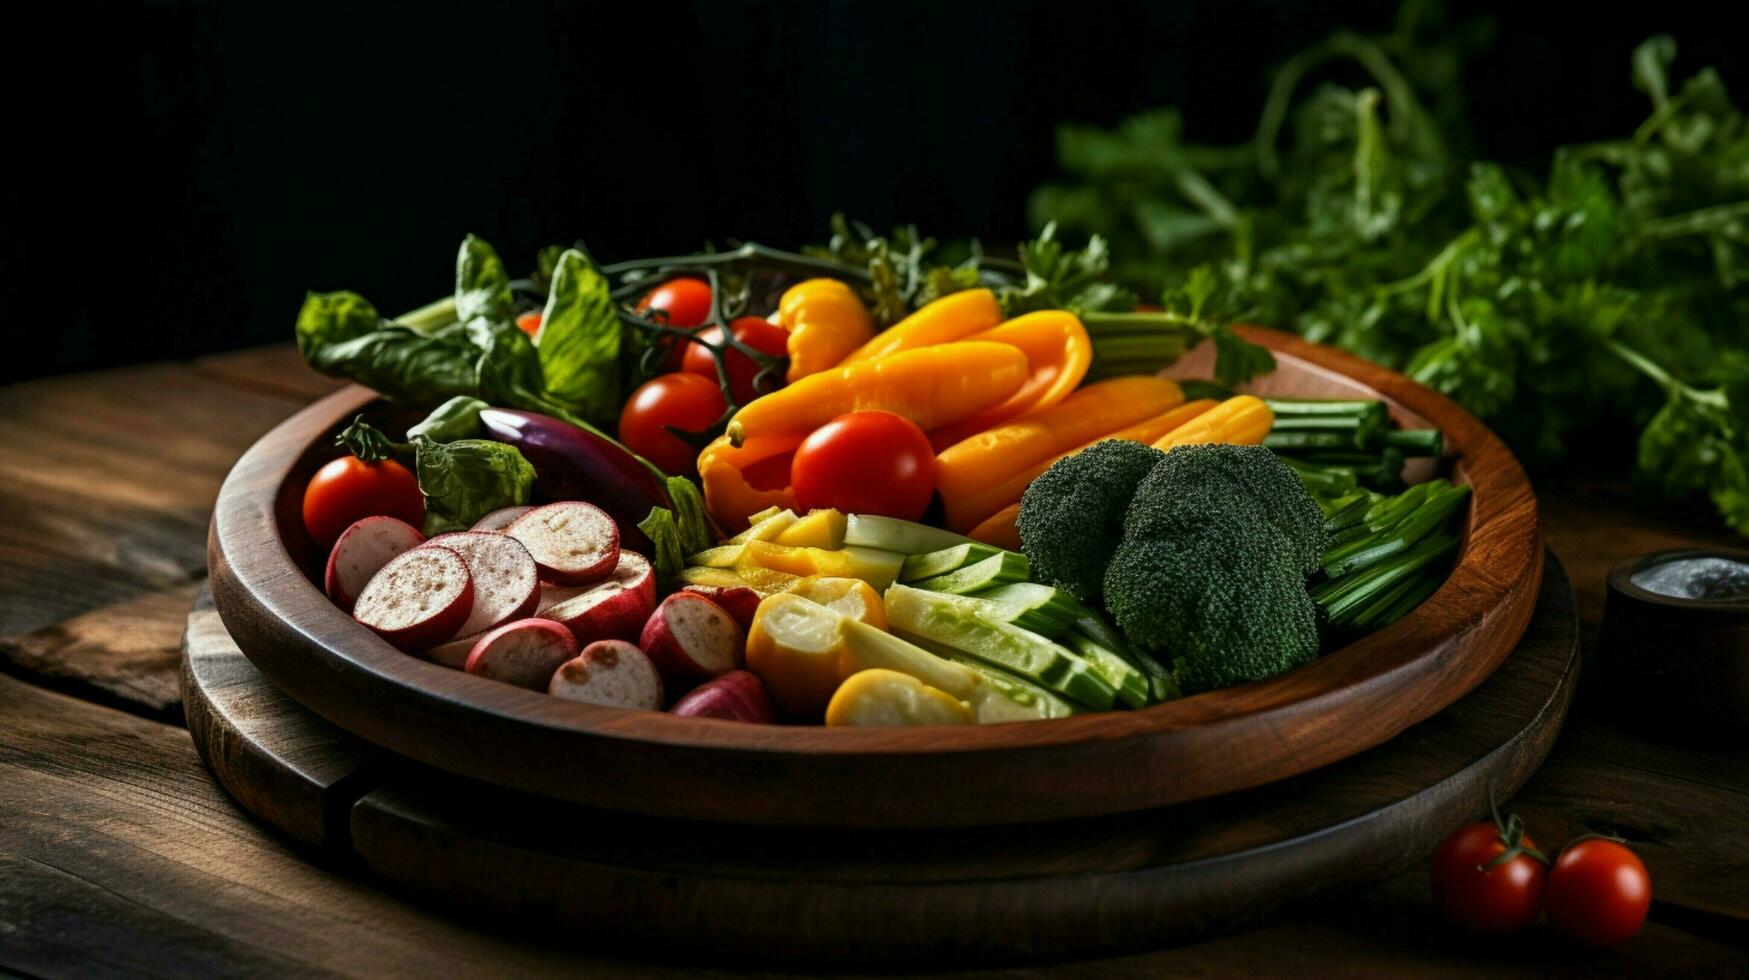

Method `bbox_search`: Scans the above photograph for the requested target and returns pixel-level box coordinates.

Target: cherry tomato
[1430,820,1548,934]
[302,456,425,551]
[791,411,936,520]
[515,311,542,336]
[618,372,728,476]
[1545,839,1651,947]
[682,316,790,405]
[637,278,713,368]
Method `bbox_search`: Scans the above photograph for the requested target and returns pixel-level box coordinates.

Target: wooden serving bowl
[209,327,1542,828]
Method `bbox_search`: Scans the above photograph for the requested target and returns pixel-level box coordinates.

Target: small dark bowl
[1600,548,1749,741]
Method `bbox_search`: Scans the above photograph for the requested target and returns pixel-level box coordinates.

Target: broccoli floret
[1128,444,1328,575]
[1104,523,1320,694]
[1017,440,1166,604]
[1103,444,1324,694]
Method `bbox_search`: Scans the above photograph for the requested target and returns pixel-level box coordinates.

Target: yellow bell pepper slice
[723,341,1029,447]
[792,576,886,629]
[841,289,1002,364]
[773,509,847,550]
[927,310,1093,450]
[776,279,875,383]
[1153,395,1274,450]
[826,669,974,727]
[698,432,803,533]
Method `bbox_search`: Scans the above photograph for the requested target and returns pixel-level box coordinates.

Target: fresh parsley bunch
[1030,8,1749,531]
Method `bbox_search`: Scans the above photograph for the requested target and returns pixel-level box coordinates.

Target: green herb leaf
[535,249,622,424]
[637,507,686,582]
[454,234,516,325]
[406,396,487,444]
[415,438,536,534]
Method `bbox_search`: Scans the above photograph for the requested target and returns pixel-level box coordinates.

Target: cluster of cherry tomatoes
[614,278,938,522]
[1432,807,1652,947]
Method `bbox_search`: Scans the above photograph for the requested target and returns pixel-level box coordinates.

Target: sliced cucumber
[884,584,1115,709]
[1062,632,1149,709]
[900,543,998,582]
[909,551,1031,595]
[970,582,1080,638]
[904,634,1081,721]
[843,514,979,554]
[839,619,1049,723]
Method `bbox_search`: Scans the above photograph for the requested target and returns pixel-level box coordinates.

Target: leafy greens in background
[1029,5,1749,531]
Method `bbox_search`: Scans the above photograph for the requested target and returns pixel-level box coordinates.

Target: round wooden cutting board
[182,554,1578,968]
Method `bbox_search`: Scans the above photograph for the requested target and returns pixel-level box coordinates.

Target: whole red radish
[324,516,424,612]
[1545,838,1651,947]
[548,640,664,710]
[640,592,743,688]
[463,618,579,690]
[303,453,424,551]
[352,546,473,652]
[506,501,620,585]
[680,584,761,632]
[419,531,539,637]
[670,670,774,723]
[1430,805,1548,935]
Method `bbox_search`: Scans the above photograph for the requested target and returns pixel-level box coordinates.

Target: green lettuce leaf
[415,438,536,534]
[454,234,516,325]
[535,249,623,425]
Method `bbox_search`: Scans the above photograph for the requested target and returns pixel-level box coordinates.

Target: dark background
[5,0,1741,383]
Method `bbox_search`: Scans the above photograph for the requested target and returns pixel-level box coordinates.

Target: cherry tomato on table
[1430,814,1548,934]
[637,277,714,368]
[682,316,790,405]
[1545,839,1651,947]
[791,411,936,521]
[302,456,425,550]
[619,372,728,476]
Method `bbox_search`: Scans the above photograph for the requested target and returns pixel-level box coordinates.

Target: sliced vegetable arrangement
[295,221,1473,726]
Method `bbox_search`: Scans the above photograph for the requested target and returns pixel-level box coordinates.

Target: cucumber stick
[909,551,1030,595]
[1062,632,1148,709]
[843,514,980,554]
[884,584,1116,709]
[970,582,1080,638]
[838,619,1064,722]
[900,543,998,582]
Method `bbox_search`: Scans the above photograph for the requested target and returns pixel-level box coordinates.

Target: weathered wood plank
[0,360,312,706]
[0,672,667,978]
[195,344,344,403]
[0,580,200,718]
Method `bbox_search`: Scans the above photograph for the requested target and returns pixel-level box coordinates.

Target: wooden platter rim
[208,329,1543,826]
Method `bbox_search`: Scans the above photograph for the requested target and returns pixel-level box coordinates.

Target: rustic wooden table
[2,346,1745,977]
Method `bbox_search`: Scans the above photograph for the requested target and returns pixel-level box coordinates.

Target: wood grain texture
[185,554,1578,966]
[208,329,1545,827]
[0,580,199,718]
[0,361,307,640]
[182,584,380,853]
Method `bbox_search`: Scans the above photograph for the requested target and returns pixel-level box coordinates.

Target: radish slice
[423,629,487,669]
[548,640,664,710]
[353,546,473,651]
[506,501,620,585]
[420,531,539,637]
[670,670,773,723]
[324,516,425,613]
[543,571,656,647]
[640,592,742,687]
[537,550,654,614]
[463,618,579,690]
[472,505,535,532]
[680,584,761,632]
